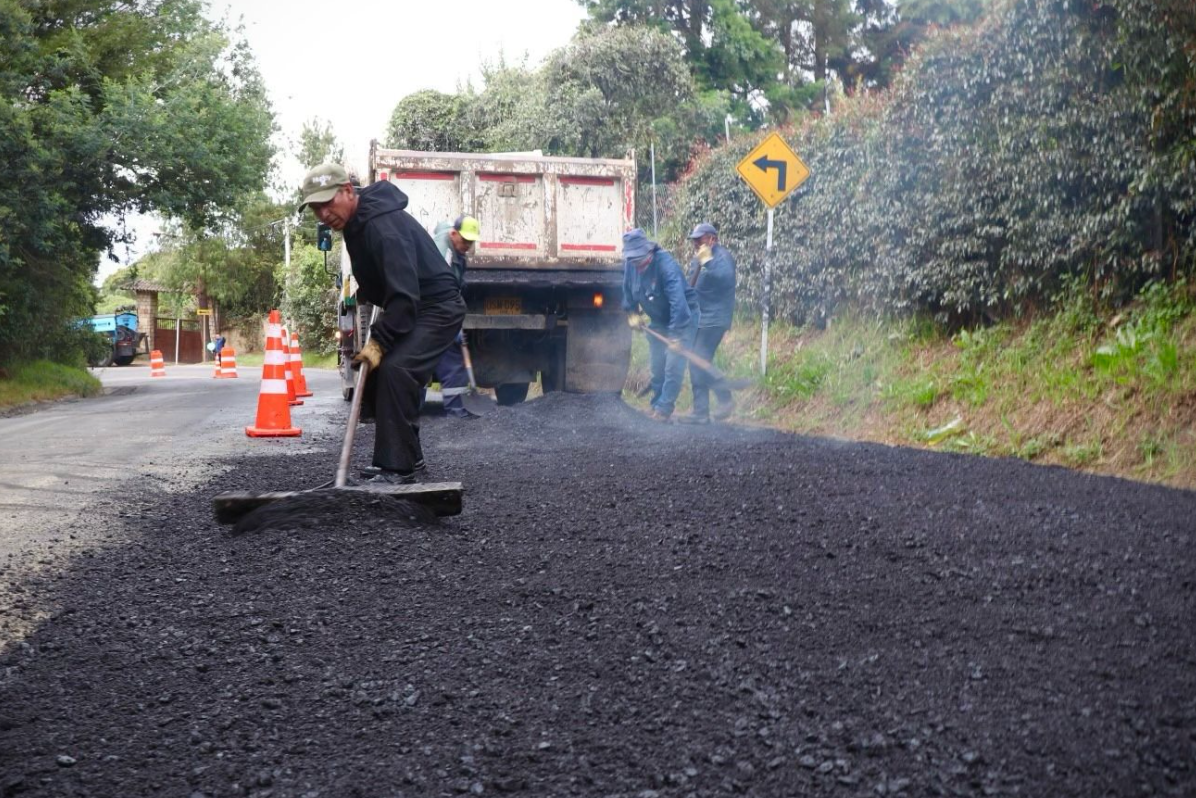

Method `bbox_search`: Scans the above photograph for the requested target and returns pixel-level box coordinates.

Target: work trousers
[689,325,732,418]
[362,295,466,472]
[432,337,470,418]
[647,321,698,417]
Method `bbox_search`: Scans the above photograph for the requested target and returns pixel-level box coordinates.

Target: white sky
[99,0,587,282]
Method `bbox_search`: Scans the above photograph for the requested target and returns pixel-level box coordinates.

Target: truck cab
[337,145,634,405]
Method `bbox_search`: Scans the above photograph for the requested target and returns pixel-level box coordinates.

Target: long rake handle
[640,325,728,382]
[334,359,370,489]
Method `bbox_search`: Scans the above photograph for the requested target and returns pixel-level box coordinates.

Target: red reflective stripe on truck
[394,171,456,180]
[478,174,535,183]
[479,242,537,250]
[561,244,617,251]
[559,177,616,186]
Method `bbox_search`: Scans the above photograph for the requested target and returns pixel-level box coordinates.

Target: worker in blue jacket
[680,222,737,423]
[621,228,699,421]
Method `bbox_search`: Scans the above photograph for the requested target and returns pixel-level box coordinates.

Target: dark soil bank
[2,394,1194,797]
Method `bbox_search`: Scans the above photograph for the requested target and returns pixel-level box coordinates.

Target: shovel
[638,325,754,392]
[441,333,496,416]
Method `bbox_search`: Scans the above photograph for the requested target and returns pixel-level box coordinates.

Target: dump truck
[336,145,635,405]
[86,311,147,367]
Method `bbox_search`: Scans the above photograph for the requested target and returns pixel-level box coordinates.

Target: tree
[385,89,475,152]
[381,25,730,185]
[577,0,781,113]
[580,0,993,123]
[298,117,344,169]
[0,0,275,366]
[537,25,720,181]
[277,243,337,356]
[459,57,543,153]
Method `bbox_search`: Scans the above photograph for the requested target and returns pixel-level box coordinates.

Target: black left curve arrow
[753,155,787,192]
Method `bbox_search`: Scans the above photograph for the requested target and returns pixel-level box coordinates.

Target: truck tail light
[593,293,604,308]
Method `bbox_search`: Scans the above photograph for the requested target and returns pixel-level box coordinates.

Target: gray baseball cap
[297,163,350,212]
[688,222,718,239]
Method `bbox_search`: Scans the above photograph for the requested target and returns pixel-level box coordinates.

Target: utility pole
[283,217,292,274]
[649,141,658,238]
[283,218,293,327]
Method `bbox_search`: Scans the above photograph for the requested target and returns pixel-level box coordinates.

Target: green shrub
[664,0,1196,326]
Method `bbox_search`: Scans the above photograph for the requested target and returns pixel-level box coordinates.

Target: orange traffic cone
[280,327,302,406]
[150,350,166,377]
[218,347,238,379]
[212,359,222,378]
[289,332,313,397]
[245,311,301,438]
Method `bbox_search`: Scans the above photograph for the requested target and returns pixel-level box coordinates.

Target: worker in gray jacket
[679,222,737,424]
[622,228,699,421]
[430,216,480,418]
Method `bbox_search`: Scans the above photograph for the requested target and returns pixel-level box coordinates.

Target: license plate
[484,297,522,315]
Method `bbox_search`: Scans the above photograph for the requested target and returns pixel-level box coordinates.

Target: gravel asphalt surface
[1,391,1194,797]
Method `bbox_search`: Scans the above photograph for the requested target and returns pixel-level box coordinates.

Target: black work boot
[360,460,425,479]
[366,469,417,485]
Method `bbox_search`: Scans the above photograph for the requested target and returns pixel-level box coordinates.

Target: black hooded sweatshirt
[343,181,462,350]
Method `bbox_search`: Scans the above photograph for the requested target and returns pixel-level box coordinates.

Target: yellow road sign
[196,308,213,316]
[736,132,811,208]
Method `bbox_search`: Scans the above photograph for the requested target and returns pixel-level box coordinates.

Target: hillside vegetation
[664,0,1194,323]
[641,0,1196,487]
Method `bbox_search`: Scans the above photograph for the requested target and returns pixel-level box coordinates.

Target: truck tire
[495,383,529,406]
[113,355,135,366]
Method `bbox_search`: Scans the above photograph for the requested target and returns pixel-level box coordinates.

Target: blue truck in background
[87,311,147,366]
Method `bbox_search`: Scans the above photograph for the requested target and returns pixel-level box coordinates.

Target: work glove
[696,243,714,265]
[353,338,384,370]
[627,313,647,331]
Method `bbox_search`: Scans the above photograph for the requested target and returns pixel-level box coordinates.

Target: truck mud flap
[565,310,631,393]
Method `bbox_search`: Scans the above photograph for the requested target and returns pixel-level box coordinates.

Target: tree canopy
[384,26,730,184]
[0,0,274,366]
[579,0,991,120]
[664,0,1196,325]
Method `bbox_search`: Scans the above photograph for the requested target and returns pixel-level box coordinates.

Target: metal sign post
[734,132,811,377]
[762,209,773,374]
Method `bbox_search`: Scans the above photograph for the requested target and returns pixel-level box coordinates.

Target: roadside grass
[235,351,338,370]
[0,361,103,409]
[629,281,1196,490]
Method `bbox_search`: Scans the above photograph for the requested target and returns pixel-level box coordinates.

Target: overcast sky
[213,0,587,180]
[99,0,587,281]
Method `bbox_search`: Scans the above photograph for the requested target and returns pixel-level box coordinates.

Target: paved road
[1,381,1193,797]
[0,363,342,604]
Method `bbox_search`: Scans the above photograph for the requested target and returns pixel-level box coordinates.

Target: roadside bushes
[666,0,1196,326]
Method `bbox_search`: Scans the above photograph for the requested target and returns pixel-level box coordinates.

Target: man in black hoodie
[299,163,466,483]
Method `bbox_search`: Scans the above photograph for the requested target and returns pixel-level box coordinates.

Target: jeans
[647,321,698,416]
[690,325,731,418]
